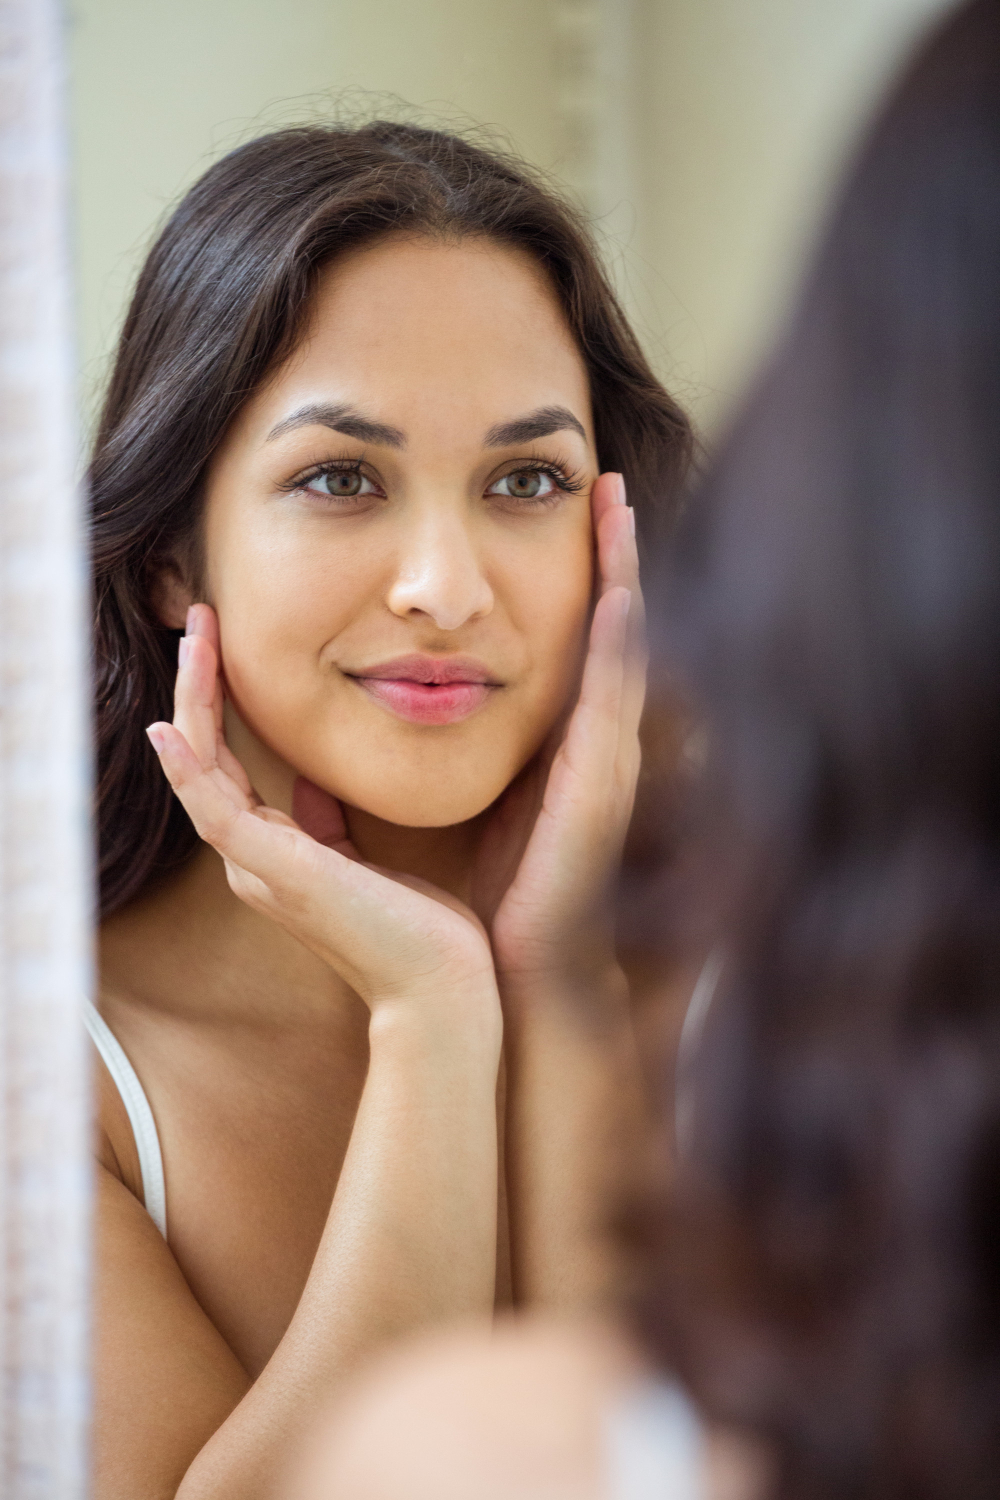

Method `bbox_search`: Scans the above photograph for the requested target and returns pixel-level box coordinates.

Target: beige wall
[628,0,960,430]
[68,0,571,423]
[69,0,959,439]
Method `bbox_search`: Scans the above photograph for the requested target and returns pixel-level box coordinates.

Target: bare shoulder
[289,1317,769,1500]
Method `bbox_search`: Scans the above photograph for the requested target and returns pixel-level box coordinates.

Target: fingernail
[178,637,190,667]
[627,506,636,537]
[614,474,626,505]
[146,725,166,754]
[185,605,197,635]
[620,590,632,619]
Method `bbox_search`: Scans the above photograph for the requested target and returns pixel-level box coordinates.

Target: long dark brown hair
[91,120,692,919]
[637,3,1000,1496]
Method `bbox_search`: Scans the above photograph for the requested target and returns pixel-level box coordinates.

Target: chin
[322,750,520,829]
[341,780,503,829]
[285,713,548,830]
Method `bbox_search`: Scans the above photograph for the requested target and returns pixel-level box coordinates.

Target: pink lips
[348,654,499,726]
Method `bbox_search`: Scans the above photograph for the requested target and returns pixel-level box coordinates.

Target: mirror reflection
[73,3,958,1496]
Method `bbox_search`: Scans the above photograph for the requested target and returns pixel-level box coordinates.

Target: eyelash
[500,459,588,499]
[279,458,382,498]
[281,456,588,501]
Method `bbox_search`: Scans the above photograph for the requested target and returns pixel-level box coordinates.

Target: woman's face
[200,234,597,826]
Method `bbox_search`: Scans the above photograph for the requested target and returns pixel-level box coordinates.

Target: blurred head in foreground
[644,1,1000,1495]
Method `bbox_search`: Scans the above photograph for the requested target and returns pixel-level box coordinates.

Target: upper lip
[347,654,501,686]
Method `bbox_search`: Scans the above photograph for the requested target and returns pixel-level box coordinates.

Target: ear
[150,560,194,630]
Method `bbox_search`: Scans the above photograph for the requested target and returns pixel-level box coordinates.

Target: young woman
[89,122,691,1497]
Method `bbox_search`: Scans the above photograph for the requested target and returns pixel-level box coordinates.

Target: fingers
[214,739,260,802]
[160,598,261,816]
[559,585,631,782]
[173,604,258,802]
[591,470,626,537]
[173,615,222,770]
[593,473,639,603]
[147,721,306,891]
[592,473,647,760]
[148,718,350,920]
[591,473,634,589]
[186,602,226,739]
[148,719,321,929]
[146,720,254,835]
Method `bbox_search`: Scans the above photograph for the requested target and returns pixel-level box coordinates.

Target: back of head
[642,4,1000,1495]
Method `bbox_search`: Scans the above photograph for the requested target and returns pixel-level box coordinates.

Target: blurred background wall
[69,0,958,440]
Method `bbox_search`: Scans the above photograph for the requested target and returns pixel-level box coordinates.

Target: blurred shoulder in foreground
[287,1318,768,1500]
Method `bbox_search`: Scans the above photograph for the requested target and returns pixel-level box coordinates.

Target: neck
[343,804,487,902]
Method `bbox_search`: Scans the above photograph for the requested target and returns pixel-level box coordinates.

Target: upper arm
[93,1164,252,1500]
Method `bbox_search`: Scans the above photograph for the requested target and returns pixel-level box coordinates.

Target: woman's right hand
[146,605,498,1021]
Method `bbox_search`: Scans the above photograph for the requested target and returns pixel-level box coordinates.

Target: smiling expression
[197,234,598,827]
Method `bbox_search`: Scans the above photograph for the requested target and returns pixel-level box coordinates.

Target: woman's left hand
[471,471,645,992]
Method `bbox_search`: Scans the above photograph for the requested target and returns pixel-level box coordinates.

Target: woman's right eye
[302,469,380,499]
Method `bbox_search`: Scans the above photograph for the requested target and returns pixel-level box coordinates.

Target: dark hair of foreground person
[90,120,692,918]
[637,2,1000,1496]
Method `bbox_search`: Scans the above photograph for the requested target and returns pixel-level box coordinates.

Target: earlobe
[150,561,194,630]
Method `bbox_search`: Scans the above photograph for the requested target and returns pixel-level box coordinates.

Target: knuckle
[226,864,270,910]
[195,803,240,851]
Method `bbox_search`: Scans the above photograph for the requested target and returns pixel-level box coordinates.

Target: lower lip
[353,677,494,725]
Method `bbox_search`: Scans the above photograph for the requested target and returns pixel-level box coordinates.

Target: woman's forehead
[310,238,581,376]
[238,239,594,454]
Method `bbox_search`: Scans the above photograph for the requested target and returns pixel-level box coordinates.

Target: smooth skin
[289,1319,769,1500]
[95,236,648,1500]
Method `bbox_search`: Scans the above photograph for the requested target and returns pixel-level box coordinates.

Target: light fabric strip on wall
[0,0,91,1493]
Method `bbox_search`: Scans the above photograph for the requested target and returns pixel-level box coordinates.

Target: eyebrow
[484,406,587,447]
[266,402,406,448]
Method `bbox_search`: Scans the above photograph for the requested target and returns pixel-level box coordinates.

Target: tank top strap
[84,1001,167,1238]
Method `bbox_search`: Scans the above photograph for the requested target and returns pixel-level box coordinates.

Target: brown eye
[303,468,377,499]
[327,471,362,496]
[507,470,542,498]
[313,471,360,496]
[488,468,557,501]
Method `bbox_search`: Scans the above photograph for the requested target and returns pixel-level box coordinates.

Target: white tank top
[84,1001,167,1238]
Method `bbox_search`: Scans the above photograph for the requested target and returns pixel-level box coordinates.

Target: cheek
[204,507,373,702]
[502,523,593,703]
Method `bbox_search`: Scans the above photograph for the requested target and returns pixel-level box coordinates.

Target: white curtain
[0,0,91,1494]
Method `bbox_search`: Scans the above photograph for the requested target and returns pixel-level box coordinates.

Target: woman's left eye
[487,469,558,501]
[302,468,379,499]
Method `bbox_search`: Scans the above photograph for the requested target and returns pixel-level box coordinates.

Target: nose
[386,507,494,632]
